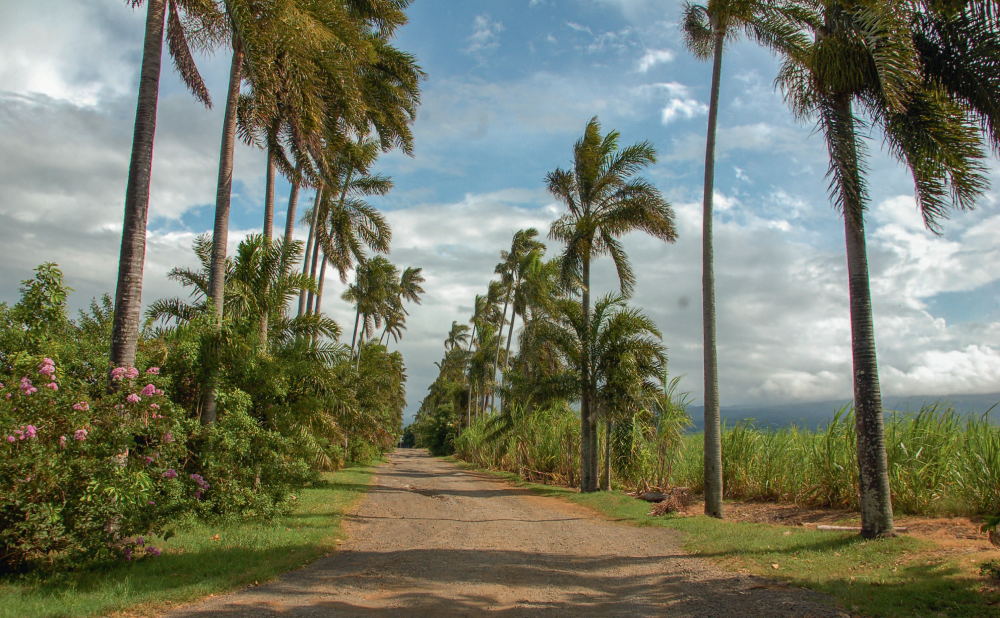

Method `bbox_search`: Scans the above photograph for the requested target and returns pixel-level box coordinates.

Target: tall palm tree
[681,0,806,518]
[776,0,992,537]
[109,0,216,376]
[491,229,545,400]
[311,138,393,315]
[547,116,678,492]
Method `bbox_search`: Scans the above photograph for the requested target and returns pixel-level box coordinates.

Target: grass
[450,458,1000,618]
[0,462,377,618]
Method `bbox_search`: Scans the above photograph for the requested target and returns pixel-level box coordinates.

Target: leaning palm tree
[681,0,806,518]
[109,0,218,377]
[491,229,545,399]
[776,0,992,537]
[546,116,678,492]
[445,321,471,351]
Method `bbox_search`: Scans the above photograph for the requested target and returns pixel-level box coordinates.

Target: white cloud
[467,15,504,55]
[636,49,675,72]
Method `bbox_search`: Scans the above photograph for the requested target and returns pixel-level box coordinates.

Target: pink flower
[73,429,88,441]
[5,394,12,399]
[154,389,164,396]
[6,436,14,443]
[162,469,178,479]
[126,367,139,380]
[0,382,5,389]
[148,500,155,505]
[38,365,54,377]
[127,393,140,404]
[59,435,66,446]
[23,425,36,439]
[110,366,127,381]
[141,384,156,397]
[46,383,58,391]
[163,432,174,443]
[72,401,90,412]
[146,546,161,557]
[146,367,160,375]
[149,403,160,410]
[20,377,37,395]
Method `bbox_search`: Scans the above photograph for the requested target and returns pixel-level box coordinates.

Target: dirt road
[164,450,843,617]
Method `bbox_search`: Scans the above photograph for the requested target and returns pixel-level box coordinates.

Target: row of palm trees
[109,0,423,421]
[685,0,1000,537]
[422,0,1000,539]
[416,117,677,491]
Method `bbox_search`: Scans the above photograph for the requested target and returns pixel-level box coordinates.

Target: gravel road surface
[163,449,844,617]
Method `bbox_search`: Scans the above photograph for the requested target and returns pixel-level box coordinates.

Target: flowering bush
[0,354,197,571]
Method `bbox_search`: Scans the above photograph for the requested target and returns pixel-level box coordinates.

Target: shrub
[0,355,195,572]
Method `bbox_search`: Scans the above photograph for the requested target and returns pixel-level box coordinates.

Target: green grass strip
[450,458,999,618]
[0,462,378,618]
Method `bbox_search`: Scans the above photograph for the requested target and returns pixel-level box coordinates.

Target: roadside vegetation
[0,463,376,618]
[2,0,419,592]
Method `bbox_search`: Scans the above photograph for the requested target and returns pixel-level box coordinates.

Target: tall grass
[454,403,1000,517]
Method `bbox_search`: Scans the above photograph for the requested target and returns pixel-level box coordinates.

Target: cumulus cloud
[466,15,504,55]
[636,49,675,72]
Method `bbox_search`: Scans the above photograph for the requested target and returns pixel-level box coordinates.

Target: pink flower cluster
[126,393,140,404]
[162,468,178,479]
[163,431,174,442]
[110,366,140,381]
[141,384,157,397]
[74,429,88,441]
[146,367,160,375]
[72,401,90,412]
[191,473,211,499]
[7,425,37,442]
[38,358,55,377]
[20,377,37,396]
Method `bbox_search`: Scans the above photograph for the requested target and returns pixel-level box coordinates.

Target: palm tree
[681,0,806,518]
[109,0,216,376]
[445,321,471,351]
[535,293,667,490]
[491,229,545,401]
[776,0,992,537]
[310,138,393,315]
[546,116,677,492]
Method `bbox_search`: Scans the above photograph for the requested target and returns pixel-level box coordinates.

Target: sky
[2,0,1000,423]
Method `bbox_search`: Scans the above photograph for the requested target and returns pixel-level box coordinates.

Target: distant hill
[687,392,1000,431]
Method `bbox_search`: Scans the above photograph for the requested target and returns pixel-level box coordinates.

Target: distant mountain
[686,392,1000,431]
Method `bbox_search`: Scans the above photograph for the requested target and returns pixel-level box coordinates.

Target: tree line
[413,0,1000,539]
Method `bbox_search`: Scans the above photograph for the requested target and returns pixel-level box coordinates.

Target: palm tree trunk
[315,250,327,316]
[466,322,477,422]
[580,257,598,492]
[202,40,243,426]
[493,292,511,387]
[207,41,243,322]
[283,163,302,246]
[603,416,612,491]
[701,28,725,518]
[263,150,276,240]
[298,187,322,317]
[502,284,518,393]
[259,150,277,347]
[305,209,324,315]
[350,306,362,352]
[110,0,167,378]
[834,94,895,538]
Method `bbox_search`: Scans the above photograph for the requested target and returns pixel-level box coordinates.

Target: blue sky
[2,0,999,422]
